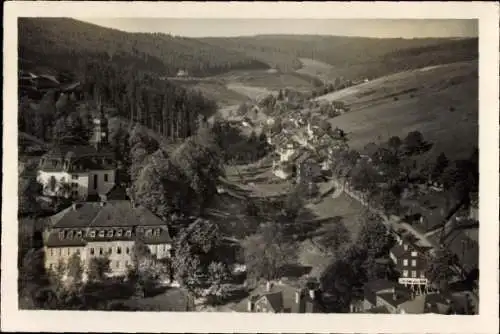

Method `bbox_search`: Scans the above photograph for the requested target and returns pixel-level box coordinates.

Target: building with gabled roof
[37,105,116,200]
[43,195,172,280]
[234,281,325,313]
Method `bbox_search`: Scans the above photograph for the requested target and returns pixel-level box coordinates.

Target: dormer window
[89,230,96,238]
[116,229,123,237]
[67,231,74,239]
[145,229,153,237]
[76,231,83,238]
[98,230,105,238]
[107,230,114,238]
[125,230,132,238]
[59,231,65,239]
[153,228,161,237]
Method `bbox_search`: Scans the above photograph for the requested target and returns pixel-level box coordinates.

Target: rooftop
[52,200,167,229]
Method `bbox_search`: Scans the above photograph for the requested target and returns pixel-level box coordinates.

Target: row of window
[58,228,162,240]
[402,259,418,267]
[49,260,130,271]
[71,174,110,182]
[49,244,169,257]
[402,270,425,279]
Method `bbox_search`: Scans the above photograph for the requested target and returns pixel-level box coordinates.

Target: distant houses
[176,69,189,78]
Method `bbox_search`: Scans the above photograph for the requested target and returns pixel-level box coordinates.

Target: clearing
[295,57,334,83]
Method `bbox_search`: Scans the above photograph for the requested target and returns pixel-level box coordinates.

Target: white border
[2,2,499,333]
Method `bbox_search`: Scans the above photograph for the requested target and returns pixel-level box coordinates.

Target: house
[295,151,322,185]
[236,281,324,313]
[43,196,172,280]
[389,239,429,293]
[36,106,116,200]
[358,279,413,313]
[176,69,188,77]
[355,279,457,314]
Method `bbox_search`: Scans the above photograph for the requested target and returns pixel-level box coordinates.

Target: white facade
[279,144,296,162]
[37,169,116,200]
[45,240,172,278]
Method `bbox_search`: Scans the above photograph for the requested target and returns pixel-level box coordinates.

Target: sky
[78,18,478,39]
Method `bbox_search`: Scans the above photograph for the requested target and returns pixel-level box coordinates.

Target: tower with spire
[89,101,109,150]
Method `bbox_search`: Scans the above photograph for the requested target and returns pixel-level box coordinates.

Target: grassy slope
[202,35,477,81]
[315,60,478,161]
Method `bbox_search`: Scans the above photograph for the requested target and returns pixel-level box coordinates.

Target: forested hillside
[18,18,269,77]
[202,35,478,80]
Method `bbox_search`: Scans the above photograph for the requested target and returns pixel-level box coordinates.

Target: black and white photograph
[2,2,499,333]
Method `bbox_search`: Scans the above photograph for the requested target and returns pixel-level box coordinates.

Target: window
[411,271,417,278]
[420,272,425,278]
[50,248,54,256]
[108,248,112,254]
[411,251,418,257]
[89,230,96,238]
[76,231,83,238]
[59,231,65,239]
[90,248,95,255]
[411,259,417,267]
[72,175,78,180]
[116,261,120,269]
[67,231,74,239]
[98,230,105,237]
[71,182,78,188]
[104,174,108,182]
[107,230,114,238]
[126,247,130,254]
[153,228,161,237]
[145,229,152,237]
[116,229,123,237]
[117,247,122,254]
[67,248,71,255]
[58,248,62,255]
[403,259,408,266]
[99,248,103,255]
[125,230,132,238]
[93,175,98,190]
[403,270,408,277]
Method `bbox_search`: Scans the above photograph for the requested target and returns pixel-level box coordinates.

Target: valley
[17,17,479,315]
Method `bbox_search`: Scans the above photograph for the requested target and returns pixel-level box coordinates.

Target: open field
[218,70,317,96]
[315,61,478,160]
[295,57,334,82]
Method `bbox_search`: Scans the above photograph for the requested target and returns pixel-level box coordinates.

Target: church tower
[89,103,109,149]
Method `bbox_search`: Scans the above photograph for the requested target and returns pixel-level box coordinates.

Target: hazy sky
[79,18,478,39]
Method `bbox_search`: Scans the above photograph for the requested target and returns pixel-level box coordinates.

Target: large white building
[44,196,172,279]
[36,106,116,200]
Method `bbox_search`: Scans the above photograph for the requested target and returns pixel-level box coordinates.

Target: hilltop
[201,35,478,81]
[18,18,270,77]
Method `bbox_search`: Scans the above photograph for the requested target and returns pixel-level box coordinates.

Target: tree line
[19,18,270,77]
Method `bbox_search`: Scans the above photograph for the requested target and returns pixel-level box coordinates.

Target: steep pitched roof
[398,295,426,314]
[260,292,284,312]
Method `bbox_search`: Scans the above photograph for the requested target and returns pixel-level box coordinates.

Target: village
[18,78,479,314]
[15,17,481,316]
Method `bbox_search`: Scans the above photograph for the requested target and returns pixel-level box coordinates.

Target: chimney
[247,299,253,312]
[309,289,315,300]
